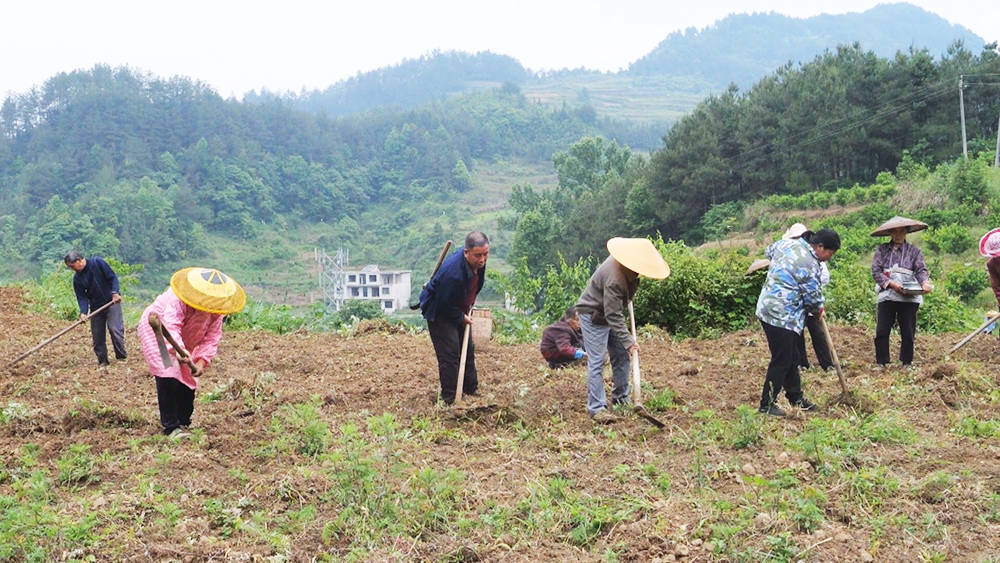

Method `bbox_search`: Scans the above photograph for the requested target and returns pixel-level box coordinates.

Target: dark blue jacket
[419,249,485,326]
[72,256,120,314]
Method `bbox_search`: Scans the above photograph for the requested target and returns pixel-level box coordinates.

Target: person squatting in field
[755,228,840,417]
[64,250,127,366]
[576,237,669,424]
[539,306,586,369]
[137,268,245,437]
[420,232,489,405]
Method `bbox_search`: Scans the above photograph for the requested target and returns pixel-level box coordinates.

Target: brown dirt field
[2,285,1000,561]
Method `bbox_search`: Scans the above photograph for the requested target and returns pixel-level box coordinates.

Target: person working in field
[781,224,834,372]
[576,237,669,424]
[419,232,489,405]
[64,250,127,366]
[979,228,1000,324]
[539,306,586,368]
[137,268,245,437]
[756,228,840,417]
[871,216,933,368]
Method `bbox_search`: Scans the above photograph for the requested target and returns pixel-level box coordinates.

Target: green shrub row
[760,183,897,212]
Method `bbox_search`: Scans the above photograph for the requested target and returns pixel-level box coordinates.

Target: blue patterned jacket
[755,238,824,334]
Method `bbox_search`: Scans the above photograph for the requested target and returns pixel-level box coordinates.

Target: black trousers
[90,302,127,363]
[427,319,478,404]
[155,377,195,435]
[874,301,919,366]
[795,314,833,369]
[760,320,803,408]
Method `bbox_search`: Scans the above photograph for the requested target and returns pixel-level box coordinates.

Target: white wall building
[341,264,412,314]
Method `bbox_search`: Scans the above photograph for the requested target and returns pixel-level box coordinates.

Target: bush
[919,289,977,333]
[947,158,989,208]
[926,224,975,255]
[945,263,988,304]
[491,254,593,321]
[824,259,876,326]
[336,299,384,322]
[635,239,760,337]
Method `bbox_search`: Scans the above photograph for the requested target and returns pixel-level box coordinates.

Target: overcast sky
[3,0,997,100]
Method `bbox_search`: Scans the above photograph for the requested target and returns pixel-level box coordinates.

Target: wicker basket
[470,308,493,349]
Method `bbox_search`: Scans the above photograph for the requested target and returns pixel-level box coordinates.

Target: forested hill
[263,51,530,118]
[629,3,985,90]
[0,65,622,290]
[278,3,983,122]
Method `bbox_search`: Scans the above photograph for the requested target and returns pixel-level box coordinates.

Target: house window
[351,287,359,297]
[382,286,390,295]
[362,287,368,297]
[348,274,356,283]
[369,275,377,283]
[382,275,392,284]
[372,287,379,297]
[384,300,393,309]
[359,276,366,285]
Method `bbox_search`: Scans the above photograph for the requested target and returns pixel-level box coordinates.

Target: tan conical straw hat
[871,216,928,237]
[606,238,670,279]
[170,267,247,314]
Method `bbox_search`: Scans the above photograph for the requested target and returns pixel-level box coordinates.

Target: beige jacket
[575,256,639,347]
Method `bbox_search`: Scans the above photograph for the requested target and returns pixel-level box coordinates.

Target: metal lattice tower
[315,247,348,311]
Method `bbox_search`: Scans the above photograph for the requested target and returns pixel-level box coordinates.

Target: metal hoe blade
[153,326,172,367]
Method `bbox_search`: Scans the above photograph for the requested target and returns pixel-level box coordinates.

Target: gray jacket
[575,256,639,347]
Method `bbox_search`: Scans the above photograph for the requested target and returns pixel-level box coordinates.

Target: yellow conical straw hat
[170,267,247,314]
[606,238,670,279]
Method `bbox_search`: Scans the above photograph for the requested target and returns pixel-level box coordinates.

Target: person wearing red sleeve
[979,228,1000,326]
[540,307,586,368]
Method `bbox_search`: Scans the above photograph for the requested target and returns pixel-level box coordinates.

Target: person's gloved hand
[574,349,586,360]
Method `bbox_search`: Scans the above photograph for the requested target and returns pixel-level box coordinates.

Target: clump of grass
[55,444,97,487]
[645,387,678,412]
[952,415,1000,438]
[913,471,957,504]
[268,399,330,458]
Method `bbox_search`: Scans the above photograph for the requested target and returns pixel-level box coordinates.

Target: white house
[340,264,412,314]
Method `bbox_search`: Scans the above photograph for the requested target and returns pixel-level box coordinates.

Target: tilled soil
[2,285,999,561]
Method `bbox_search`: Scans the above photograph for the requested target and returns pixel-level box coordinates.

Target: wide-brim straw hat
[980,227,1000,257]
[782,223,809,240]
[170,267,247,314]
[871,216,928,237]
[606,237,670,279]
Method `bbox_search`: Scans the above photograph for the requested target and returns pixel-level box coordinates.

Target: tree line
[0,64,612,276]
[505,41,1000,280]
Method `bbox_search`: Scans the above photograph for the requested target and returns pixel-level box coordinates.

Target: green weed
[55,444,97,487]
[952,415,1000,438]
[645,387,677,412]
[268,399,331,457]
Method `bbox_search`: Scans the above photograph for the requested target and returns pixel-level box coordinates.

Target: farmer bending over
[540,306,586,369]
[756,228,840,417]
[137,268,245,437]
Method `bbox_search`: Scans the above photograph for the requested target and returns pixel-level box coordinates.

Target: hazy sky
[3,0,997,100]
